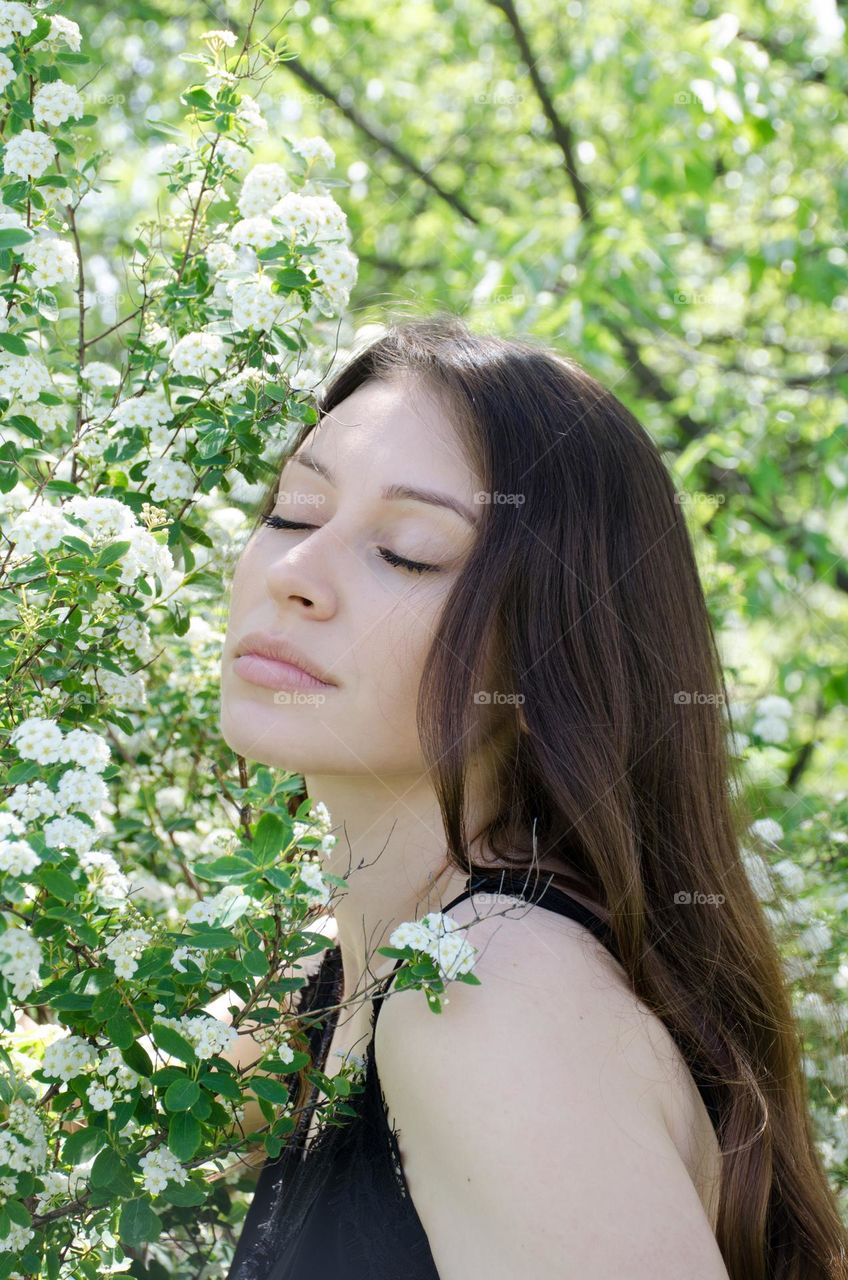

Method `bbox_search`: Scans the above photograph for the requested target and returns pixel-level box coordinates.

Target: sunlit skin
[220,373,516,1015]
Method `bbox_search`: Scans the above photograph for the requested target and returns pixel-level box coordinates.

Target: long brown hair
[253,314,848,1278]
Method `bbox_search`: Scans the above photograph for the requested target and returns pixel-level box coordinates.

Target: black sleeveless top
[226,868,723,1280]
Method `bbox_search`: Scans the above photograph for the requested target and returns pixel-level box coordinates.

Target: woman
[219,316,848,1279]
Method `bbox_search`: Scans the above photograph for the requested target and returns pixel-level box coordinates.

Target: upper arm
[374,905,729,1280]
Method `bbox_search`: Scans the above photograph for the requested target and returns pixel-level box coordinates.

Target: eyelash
[258,513,442,576]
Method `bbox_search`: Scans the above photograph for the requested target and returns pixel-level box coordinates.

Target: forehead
[295,375,476,491]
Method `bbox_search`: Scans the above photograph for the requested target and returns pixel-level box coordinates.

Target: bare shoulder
[374,892,727,1280]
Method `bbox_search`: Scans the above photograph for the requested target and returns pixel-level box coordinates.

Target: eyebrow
[286,451,479,527]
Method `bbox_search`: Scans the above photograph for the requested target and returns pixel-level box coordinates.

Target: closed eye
[258,513,443,576]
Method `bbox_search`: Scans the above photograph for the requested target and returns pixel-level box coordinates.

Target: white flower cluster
[154,1012,237,1060]
[142,455,195,502]
[292,800,337,856]
[0,50,15,92]
[10,717,110,770]
[43,812,95,855]
[41,1033,97,1083]
[32,79,84,128]
[389,910,479,981]
[229,214,280,250]
[8,494,175,589]
[0,1,35,46]
[184,883,248,926]
[752,695,792,745]
[297,859,331,906]
[80,360,121,390]
[138,1145,188,1195]
[237,163,290,217]
[225,274,302,333]
[78,848,130,909]
[0,924,43,999]
[0,1100,47,1175]
[292,136,336,169]
[171,944,205,973]
[168,330,226,377]
[22,234,77,288]
[751,817,784,847]
[104,927,152,980]
[85,1045,142,1111]
[200,27,237,49]
[219,165,358,322]
[1,130,56,179]
[0,352,52,402]
[43,14,81,51]
[110,388,172,430]
[205,240,237,273]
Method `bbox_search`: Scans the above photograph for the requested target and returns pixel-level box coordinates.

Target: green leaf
[106,1011,135,1051]
[0,228,32,248]
[37,866,79,902]
[62,1125,108,1165]
[168,1111,201,1160]
[151,1023,198,1066]
[0,332,29,356]
[118,1197,162,1247]
[158,1179,206,1207]
[163,1077,201,1112]
[247,1076,290,1104]
[90,1147,134,1196]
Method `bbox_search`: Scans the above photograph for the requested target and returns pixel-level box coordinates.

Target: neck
[300,771,483,1006]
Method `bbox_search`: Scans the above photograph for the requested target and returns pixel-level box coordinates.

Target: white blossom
[0,1100,47,1177]
[169,331,226,377]
[0,1,35,46]
[79,361,121,390]
[0,50,15,91]
[7,779,59,822]
[138,1145,187,1195]
[22,233,77,288]
[226,274,301,332]
[86,1082,114,1111]
[751,817,783,846]
[205,240,237,273]
[9,716,65,765]
[55,768,109,815]
[200,28,237,49]
[143,455,195,502]
[43,813,96,855]
[297,859,331,905]
[154,1012,237,1060]
[109,390,172,430]
[0,926,43,999]
[0,837,40,876]
[43,14,82,51]
[1,130,56,179]
[388,909,478,981]
[78,848,130,909]
[41,1034,97,1083]
[104,927,152,980]
[237,163,290,217]
[228,214,280,251]
[0,354,52,402]
[292,136,336,169]
[33,80,84,128]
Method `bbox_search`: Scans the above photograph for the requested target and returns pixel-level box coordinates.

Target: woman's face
[220,375,481,773]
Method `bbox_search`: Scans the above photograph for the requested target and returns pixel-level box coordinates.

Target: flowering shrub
[0,5,485,1275]
[0,2,845,1274]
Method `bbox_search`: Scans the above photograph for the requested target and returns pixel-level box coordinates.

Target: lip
[234,631,338,689]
